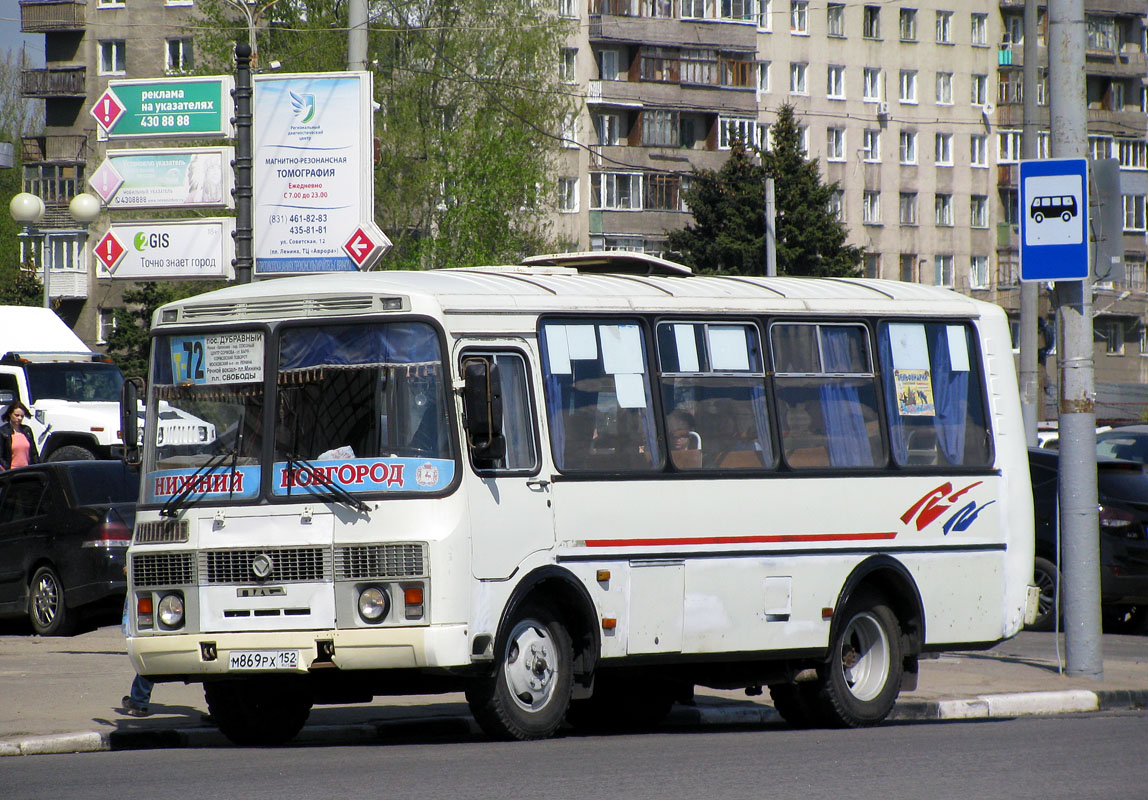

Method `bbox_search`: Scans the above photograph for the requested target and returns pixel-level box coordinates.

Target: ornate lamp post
[9,192,102,308]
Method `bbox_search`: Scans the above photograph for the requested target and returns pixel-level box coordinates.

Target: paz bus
[119,252,1036,745]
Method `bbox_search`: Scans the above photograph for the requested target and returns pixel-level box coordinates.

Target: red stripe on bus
[582,532,898,548]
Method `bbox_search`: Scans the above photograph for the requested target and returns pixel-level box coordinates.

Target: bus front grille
[335,543,427,580]
[134,520,189,544]
[200,547,331,584]
[133,552,196,587]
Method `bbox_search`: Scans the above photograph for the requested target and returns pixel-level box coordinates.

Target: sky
[2,5,45,66]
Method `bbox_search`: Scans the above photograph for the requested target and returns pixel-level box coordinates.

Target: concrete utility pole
[764,177,776,277]
[1049,0,1103,679]
[1019,0,1040,445]
[234,44,254,285]
[348,0,369,72]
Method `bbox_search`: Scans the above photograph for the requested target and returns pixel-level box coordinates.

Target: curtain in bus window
[819,326,875,467]
[928,324,969,465]
[877,333,910,464]
[495,355,535,470]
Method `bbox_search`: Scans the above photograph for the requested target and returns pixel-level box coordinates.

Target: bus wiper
[159,449,237,518]
[286,454,371,515]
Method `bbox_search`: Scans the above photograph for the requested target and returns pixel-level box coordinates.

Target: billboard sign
[96,219,236,280]
[89,147,234,209]
[253,71,388,275]
[91,76,234,139]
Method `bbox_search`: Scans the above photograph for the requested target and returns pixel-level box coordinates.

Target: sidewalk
[2,625,1146,756]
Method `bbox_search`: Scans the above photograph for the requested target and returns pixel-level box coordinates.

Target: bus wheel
[1033,212,1044,223]
[1028,556,1059,632]
[816,589,903,728]
[1061,211,1072,222]
[466,604,573,741]
[204,677,312,746]
[768,682,824,729]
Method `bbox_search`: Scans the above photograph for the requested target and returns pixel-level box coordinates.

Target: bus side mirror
[120,376,144,467]
[462,358,505,460]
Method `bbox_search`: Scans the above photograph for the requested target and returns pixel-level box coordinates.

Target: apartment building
[18,0,198,344]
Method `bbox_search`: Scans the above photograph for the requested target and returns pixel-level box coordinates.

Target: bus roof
[156,257,998,326]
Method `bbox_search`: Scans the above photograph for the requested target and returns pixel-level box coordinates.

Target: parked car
[1028,448,1148,633]
[0,461,137,635]
[1095,424,1148,464]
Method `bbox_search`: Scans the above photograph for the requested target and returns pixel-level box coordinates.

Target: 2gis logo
[133,231,171,251]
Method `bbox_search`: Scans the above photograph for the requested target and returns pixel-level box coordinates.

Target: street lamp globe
[9,192,45,225]
[69,192,101,224]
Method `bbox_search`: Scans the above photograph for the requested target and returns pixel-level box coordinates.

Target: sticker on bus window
[566,325,598,360]
[544,325,573,375]
[709,326,751,371]
[272,457,455,495]
[600,324,643,374]
[146,466,262,503]
[614,373,646,408]
[170,332,264,385]
[674,324,700,372]
[887,323,929,370]
[947,325,970,372]
[893,369,936,417]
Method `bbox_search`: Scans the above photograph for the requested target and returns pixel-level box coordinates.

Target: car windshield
[68,462,140,505]
[25,362,123,403]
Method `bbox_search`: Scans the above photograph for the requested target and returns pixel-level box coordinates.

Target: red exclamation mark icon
[101,97,111,126]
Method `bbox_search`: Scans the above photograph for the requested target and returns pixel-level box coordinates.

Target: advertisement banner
[91,147,234,209]
[96,219,236,280]
[93,77,234,139]
[253,72,377,275]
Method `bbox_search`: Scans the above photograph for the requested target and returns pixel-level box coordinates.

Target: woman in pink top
[0,401,40,470]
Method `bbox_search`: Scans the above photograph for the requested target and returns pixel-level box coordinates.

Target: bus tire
[47,445,97,462]
[815,589,903,727]
[1033,212,1044,223]
[204,677,312,746]
[466,603,573,741]
[1061,211,1072,222]
[768,682,824,729]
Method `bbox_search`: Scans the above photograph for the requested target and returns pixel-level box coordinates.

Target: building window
[96,309,118,345]
[899,192,918,226]
[827,189,844,220]
[98,40,126,75]
[970,195,988,228]
[1089,136,1113,161]
[595,113,621,146]
[559,0,577,18]
[862,5,880,39]
[935,193,953,226]
[165,38,193,74]
[899,131,917,165]
[827,3,845,37]
[999,129,1022,163]
[1038,131,1050,158]
[971,74,987,106]
[935,72,952,104]
[971,13,987,46]
[827,65,845,99]
[899,70,917,104]
[1000,188,1020,226]
[863,68,881,102]
[935,10,952,44]
[721,0,753,22]
[970,134,987,167]
[1086,15,1116,52]
[935,255,954,287]
[590,172,642,210]
[758,61,771,94]
[790,62,807,94]
[862,129,880,162]
[899,8,917,42]
[645,174,684,211]
[757,0,772,30]
[1123,195,1146,232]
[826,127,845,161]
[719,117,762,149]
[560,48,577,83]
[970,256,989,289]
[791,0,808,34]
[597,49,620,81]
[863,253,880,278]
[1119,139,1148,170]
[935,133,952,166]
[683,0,707,19]
[643,110,679,147]
[863,190,881,224]
[1103,320,1125,355]
[558,178,578,212]
[562,113,578,148]
[899,254,917,282]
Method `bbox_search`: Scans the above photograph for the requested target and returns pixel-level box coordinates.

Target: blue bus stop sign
[1020,158,1089,281]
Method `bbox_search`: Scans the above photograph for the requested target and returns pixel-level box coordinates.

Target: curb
[2,689,1145,757]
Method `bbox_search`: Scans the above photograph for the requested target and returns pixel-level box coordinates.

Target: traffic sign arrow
[88,159,125,204]
[90,89,126,133]
[94,231,127,273]
[342,223,391,270]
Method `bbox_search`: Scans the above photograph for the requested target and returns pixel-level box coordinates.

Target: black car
[1028,448,1148,633]
[0,461,138,635]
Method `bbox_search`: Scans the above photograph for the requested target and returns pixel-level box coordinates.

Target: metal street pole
[1049,0,1102,679]
[234,44,254,285]
[764,177,776,277]
[348,0,368,71]
[1019,0,1040,445]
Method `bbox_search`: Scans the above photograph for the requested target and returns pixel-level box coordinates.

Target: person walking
[0,401,40,470]
[120,571,153,717]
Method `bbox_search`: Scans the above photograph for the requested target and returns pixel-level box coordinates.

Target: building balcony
[21,133,89,164]
[1087,107,1148,137]
[21,66,86,98]
[588,12,757,51]
[20,0,85,33]
[588,78,757,115]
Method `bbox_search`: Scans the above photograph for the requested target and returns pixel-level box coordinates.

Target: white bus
[121,253,1036,745]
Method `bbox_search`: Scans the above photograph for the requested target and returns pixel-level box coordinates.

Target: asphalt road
[3,711,1144,800]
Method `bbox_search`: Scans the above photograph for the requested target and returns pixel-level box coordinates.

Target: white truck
[0,306,213,461]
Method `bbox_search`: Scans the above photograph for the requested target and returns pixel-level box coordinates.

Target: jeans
[123,598,153,706]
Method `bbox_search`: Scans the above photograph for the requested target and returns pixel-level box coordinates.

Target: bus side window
[462,351,539,474]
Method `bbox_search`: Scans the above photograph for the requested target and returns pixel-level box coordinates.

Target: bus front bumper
[127,624,471,680]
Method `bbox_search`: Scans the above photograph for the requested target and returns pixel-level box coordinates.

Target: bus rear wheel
[814,589,903,728]
[466,603,573,741]
[204,677,312,746]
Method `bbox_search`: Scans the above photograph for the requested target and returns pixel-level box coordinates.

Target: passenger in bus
[668,409,702,469]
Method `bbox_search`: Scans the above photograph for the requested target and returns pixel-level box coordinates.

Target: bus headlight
[357,586,390,622]
[157,593,185,628]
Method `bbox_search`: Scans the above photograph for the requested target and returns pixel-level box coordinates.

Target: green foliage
[669,105,863,278]
[192,0,574,269]
[104,282,221,378]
